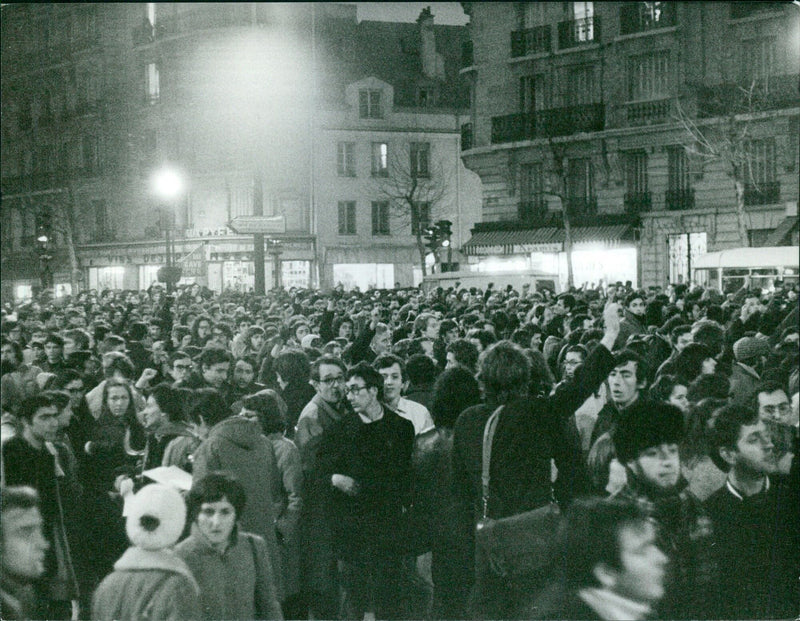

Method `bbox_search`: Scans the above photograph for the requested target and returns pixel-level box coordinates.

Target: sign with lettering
[228,215,286,234]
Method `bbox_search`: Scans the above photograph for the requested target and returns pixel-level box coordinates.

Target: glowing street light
[151,166,185,292]
[152,167,184,200]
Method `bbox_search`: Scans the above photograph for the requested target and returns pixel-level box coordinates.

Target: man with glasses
[295,356,351,620]
[318,361,414,620]
[169,352,194,387]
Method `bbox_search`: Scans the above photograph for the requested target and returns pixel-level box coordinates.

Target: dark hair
[346,361,384,401]
[686,372,730,404]
[751,380,788,412]
[612,400,685,463]
[373,353,406,381]
[559,497,649,589]
[42,390,70,412]
[682,398,728,467]
[186,472,247,525]
[44,333,65,347]
[586,432,616,493]
[17,394,56,422]
[242,391,286,435]
[467,328,497,351]
[674,343,714,384]
[405,354,438,387]
[310,355,346,382]
[128,322,148,341]
[648,374,685,403]
[692,322,724,357]
[707,404,760,472]
[1,339,22,364]
[150,383,189,424]
[478,341,531,405]
[669,324,692,345]
[446,339,479,373]
[612,349,647,385]
[1,486,41,533]
[63,328,91,351]
[625,291,645,308]
[103,351,135,380]
[188,388,229,427]
[198,347,233,369]
[274,350,311,384]
[527,348,555,397]
[430,367,481,428]
[569,314,592,333]
[54,369,84,389]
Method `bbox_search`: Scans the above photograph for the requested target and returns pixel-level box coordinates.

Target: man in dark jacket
[705,403,800,619]
[613,291,647,351]
[317,361,414,620]
[590,349,648,448]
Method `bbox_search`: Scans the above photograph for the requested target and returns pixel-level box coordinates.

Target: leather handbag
[471,406,561,617]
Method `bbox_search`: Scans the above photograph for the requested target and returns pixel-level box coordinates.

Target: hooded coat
[191,416,284,600]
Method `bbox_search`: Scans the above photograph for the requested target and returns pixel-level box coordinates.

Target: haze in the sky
[341,2,469,25]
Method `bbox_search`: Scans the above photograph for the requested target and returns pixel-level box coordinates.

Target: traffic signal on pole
[435,219,452,247]
[423,226,440,254]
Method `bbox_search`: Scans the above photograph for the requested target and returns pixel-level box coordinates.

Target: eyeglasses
[345,385,369,396]
[173,364,193,371]
[318,376,345,386]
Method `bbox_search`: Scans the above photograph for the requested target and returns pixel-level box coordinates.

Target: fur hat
[613,400,685,463]
[126,484,186,551]
[733,336,770,363]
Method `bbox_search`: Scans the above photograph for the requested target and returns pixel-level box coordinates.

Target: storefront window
[89,266,125,291]
[15,284,33,302]
[668,232,707,284]
[139,265,163,290]
[54,283,72,298]
[282,261,310,289]
[333,263,395,291]
[222,261,255,293]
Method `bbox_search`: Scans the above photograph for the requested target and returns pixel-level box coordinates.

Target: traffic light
[435,219,452,247]
[35,210,52,244]
[423,226,440,254]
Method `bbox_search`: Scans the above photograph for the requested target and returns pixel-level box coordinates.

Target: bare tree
[374,150,450,277]
[673,80,772,247]
[545,138,576,290]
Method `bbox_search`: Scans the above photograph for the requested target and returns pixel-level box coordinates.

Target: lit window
[371,142,388,176]
[146,62,160,103]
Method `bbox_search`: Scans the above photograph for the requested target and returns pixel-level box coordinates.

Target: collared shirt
[725,475,770,501]
[578,587,652,621]
[395,397,435,436]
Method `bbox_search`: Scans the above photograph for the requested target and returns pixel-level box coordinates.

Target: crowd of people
[1,278,798,620]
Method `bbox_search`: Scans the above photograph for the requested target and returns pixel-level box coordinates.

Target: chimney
[417,7,443,80]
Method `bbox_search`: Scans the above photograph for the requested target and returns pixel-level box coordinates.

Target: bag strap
[481,405,504,520]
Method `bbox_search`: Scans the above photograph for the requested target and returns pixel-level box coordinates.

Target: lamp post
[152,167,184,293]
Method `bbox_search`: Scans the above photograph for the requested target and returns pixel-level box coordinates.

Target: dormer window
[359,89,383,118]
[417,87,437,107]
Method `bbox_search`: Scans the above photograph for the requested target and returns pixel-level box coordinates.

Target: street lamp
[152,166,184,293]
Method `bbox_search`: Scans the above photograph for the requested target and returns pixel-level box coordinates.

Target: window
[566,158,595,214]
[569,1,595,42]
[519,162,545,219]
[417,87,437,107]
[338,201,356,235]
[412,201,431,235]
[744,138,778,205]
[522,2,547,27]
[520,74,548,112]
[147,2,156,25]
[93,199,110,241]
[562,65,598,105]
[742,38,775,85]
[371,201,390,236]
[666,145,694,210]
[337,142,356,177]
[146,62,160,103]
[627,51,670,100]
[371,142,388,177]
[359,89,383,118]
[410,142,430,178]
[82,135,99,174]
[624,151,650,211]
[620,2,676,35]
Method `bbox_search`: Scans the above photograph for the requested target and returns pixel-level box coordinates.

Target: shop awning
[462,224,633,256]
[766,217,798,246]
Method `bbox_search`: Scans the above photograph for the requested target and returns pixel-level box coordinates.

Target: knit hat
[125,484,186,551]
[613,400,685,463]
[733,336,770,363]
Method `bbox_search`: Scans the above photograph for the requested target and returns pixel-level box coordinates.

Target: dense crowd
[1,278,798,620]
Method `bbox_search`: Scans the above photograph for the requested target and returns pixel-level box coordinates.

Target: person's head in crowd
[467,328,496,354]
[370,322,392,356]
[322,340,344,358]
[555,293,576,316]
[753,380,793,425]
[373,353,407,408]
[142,383,189,430]
[62,328,91,356]
[669,325,693,353]
[557,497,668,609]
[2,321,24,345]
[562,344,588,381]
[608,350,647,410]
[199,347,232,389]
[587,431,627,496]
[405,353,438,389]
[1,338,23,374]
[439,319,459,344]
[430,367,481,429]
[707,403,777,481]
[580,328,604,347]
[101,351,136,382]
[705,304,724,325]
[310,356,347,405]
[683,370,727,404]
[127,322,148,343]
[333,316,354,342]
[413,313,440,341]
[100,377,137,421]
[54,369,87,410]
[42,390,72,433]
[43,333,65,364]
[391,337,424,359]
[527,348,556,397]
[644,300,665,328]
[232,356,259,390]
[478,341,530,406]
[172,325,192,350]
[170,352,194,384]
[102,334,127,355]
[733,336,771,374]
[147,320,163,343]
[210,323,233,349]
[244,325,266,354]
[345,361,385,415]
[569,314,594,334]
[188,388,229,429]
[1,486,49,594]
[17,394,59,448]
[445,339,479,374]
[691,322,724,358]
[648,374,690,415]
[291,320,311,344]
[625,291,646,318]
[613,400,685,491]
[274,350,311,389]
[186,473,246,551]
[240,391,286,435]
[682,397,728,468]
[509,325,533,349]
[674,343,717,385]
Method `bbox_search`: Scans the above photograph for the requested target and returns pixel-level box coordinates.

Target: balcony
[696,75,800,117]
[626,98,672,125]
[744,181,780,206]
[619,2,676,35]
[510,25,551,57]
[624,191,652,214]
[461,123,473,151]
[518,198,547,223]
[730,2,785,19]
[461,40,474,68]
[664,188,695,211]
[557,16,600,49]
[566,197,598,216]
[490,104,605,143]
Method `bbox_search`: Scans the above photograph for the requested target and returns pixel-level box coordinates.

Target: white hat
[125,484,186,551]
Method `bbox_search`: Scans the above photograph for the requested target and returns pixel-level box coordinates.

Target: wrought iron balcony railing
[490,104,605,143]
[665,188,695,211]
[624,191,652,214]
[619,2,676,35]
[744,181,780,206]
[558,16,600,49]
[518,198,548,223]
[510,25,551,57]
[627,98,672,125]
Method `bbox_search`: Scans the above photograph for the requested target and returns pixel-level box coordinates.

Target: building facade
[1,3,480,300]
[459,1,799,289]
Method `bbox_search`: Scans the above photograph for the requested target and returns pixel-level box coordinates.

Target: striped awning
[462,224,633,256]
